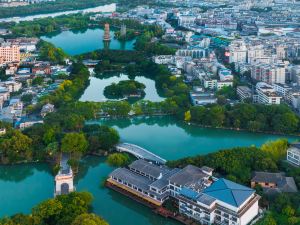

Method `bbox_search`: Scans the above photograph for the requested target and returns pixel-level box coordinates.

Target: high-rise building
[251,63,286,85]
[0,45,20,64]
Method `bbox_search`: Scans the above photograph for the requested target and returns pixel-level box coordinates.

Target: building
[247,45,264,64]
[0,87,10,101]
[153,55,174,64]
[176,47,209,59]
[108,159,180,206]
[217,81,233,90]
[41,103,54,117]
[237,86,252,101]
[273,83,292,98]
[190,91,217,106]
[251,171,298,194]
[108,160,261,225]
[218,68,233,81]
[178,178,260,225]
[55,154,75,196]
[168,164,213,197]
[203,78,218,90]
[228,40,247,64]
[103,23,111,41]
[255,82,281,105]
[178,15,196,27]
[287,143,300,167]
[0,81,22,93]
[16,118,44,130]
[251,63,286,85]
[0,128,6,136]
[0,44,20,64]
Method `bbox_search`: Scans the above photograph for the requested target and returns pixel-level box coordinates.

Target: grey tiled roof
[150,168,181,190]
[128,159,169,178]
[110,167,152,190]
[252,171,298,193]
[169,165,209,187]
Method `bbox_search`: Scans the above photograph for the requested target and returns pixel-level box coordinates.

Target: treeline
[188,103,300,134]
[0,0,111,19]
[3,14,91,37]
[0,0,154,19]
[167,139,289,184]
[0,192,108,225]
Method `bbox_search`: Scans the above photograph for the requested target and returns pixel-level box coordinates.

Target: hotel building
[107,159,261,225]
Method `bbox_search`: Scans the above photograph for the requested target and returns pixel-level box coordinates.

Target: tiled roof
[169,165,209,187]
[203,178,254,208]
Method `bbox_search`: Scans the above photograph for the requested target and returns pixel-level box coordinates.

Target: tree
[61,133,88,155]
[21,94,34,104]
[71,213,108,225]
[0,130,33,163]
[32,199,63,224]
[107,153,130,167]
[184,110,191,121]
[261,139,288,162]
[259,215,277,225]
[272,112,299,134]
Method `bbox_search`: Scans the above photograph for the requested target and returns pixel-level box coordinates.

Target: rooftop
[128,159,169,179]
[203,178,255,208]
[251,171,298,193]
[169,165,210,189]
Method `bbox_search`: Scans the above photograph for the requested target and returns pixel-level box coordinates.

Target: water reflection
[41,28,136,55]
[0,163,51,182]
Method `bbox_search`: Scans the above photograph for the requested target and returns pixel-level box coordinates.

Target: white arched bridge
[116,143,167,165]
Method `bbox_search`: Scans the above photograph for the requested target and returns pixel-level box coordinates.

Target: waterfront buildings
[108,159,261,225]
[287,143,300,167]
[178,179,260,225]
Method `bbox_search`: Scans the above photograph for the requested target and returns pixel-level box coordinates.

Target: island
[103,80,146,99]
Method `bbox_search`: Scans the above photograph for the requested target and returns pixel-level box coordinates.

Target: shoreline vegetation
[0,191,109,225]
[0,0,154,19]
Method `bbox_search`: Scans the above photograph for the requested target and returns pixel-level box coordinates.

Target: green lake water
[80,74,165,102]
[0,116,296,224]
[41,28,136,55]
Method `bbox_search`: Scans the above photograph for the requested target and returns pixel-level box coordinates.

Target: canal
[0,116,296,224]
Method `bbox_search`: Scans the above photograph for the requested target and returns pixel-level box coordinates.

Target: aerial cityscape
[0,0,299,224]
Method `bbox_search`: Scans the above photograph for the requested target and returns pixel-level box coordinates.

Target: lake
[41,28,136,55]
[80,74,165,102]
[0,116,296,224]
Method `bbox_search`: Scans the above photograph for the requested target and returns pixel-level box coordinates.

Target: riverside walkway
[116,143,167,165]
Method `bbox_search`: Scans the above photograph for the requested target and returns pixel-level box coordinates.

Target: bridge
[116,143,167,165]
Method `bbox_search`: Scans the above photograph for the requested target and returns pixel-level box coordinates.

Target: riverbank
[0,3,116,21]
